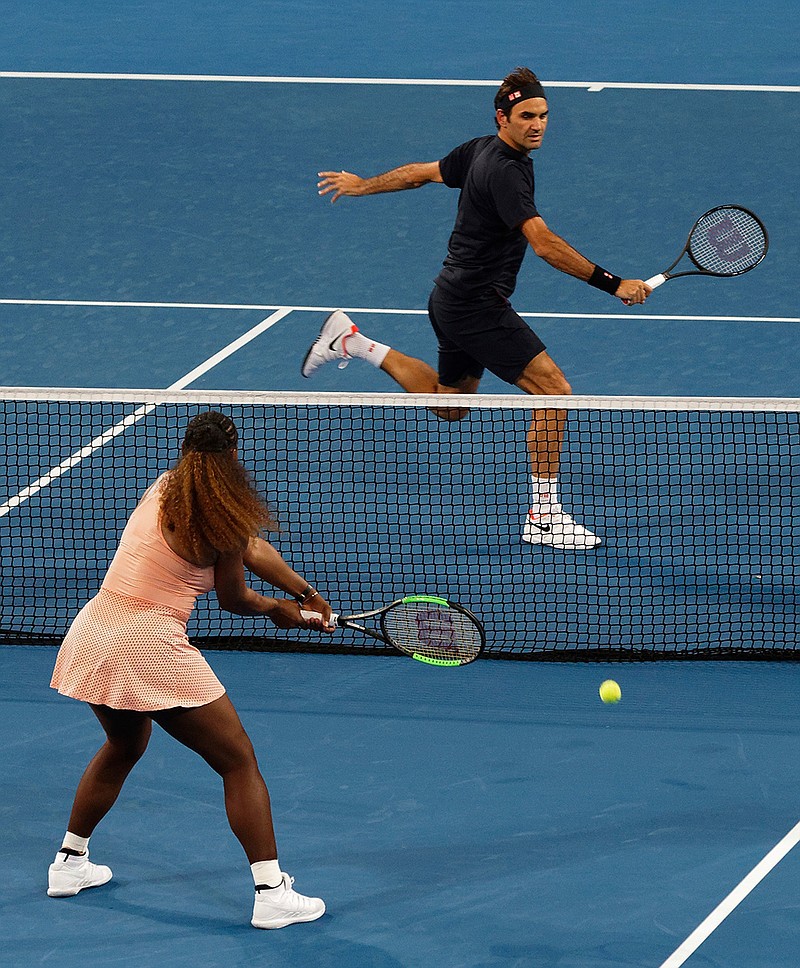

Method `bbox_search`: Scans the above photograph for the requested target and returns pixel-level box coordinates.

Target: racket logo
[706,217,751,264]
[415,608,458,652]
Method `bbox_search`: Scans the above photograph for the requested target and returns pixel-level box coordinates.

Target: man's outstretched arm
[521,216,651,305]
[317,162,443,202]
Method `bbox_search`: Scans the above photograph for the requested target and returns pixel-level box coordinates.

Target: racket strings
[383,603,483,663]
[689,207,767,275]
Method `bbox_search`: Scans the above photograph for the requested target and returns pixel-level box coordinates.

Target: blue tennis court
[2,1,800,965]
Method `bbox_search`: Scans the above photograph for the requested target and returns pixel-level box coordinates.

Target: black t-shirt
[435,135,539,300]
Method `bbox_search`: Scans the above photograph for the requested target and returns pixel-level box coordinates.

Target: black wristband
[294,584,315,603]
[588,264,622,295]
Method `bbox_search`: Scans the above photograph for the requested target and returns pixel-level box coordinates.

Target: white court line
[0,307,292,518]
[659,818,800,967]
[2,298,796,324]
[0,298,797,325]
[0,71,798,93]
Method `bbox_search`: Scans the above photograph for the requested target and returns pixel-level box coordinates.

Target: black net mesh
[2,388,798,660]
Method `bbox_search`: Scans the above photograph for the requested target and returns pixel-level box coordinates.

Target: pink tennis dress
[51,475,225,711]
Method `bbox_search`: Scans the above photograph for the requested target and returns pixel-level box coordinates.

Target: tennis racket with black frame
[627,204,768,302]
[303,594,485,667]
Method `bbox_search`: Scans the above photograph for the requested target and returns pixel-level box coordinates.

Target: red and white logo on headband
[509,91,522,101]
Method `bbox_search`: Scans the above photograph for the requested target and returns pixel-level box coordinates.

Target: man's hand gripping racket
[625,204,768,304]
[303,594,485,667]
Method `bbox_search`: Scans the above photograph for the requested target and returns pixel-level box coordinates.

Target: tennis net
[2,387,798,660]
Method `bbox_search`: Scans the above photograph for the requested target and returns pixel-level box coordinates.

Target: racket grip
[623,272,666,305]
[301,608,339,628]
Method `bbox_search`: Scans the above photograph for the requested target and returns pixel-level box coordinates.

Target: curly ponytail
[159,411,275,559]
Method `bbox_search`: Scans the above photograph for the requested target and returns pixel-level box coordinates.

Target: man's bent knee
[432,404,470,421]
[516,352,571,396]
[432,378,478,420]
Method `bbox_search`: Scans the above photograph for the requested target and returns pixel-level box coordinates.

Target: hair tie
[182,411,239,453]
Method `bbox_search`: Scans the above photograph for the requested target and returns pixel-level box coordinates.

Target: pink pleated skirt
[51,588,225,712]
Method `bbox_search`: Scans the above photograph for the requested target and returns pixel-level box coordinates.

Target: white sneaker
[251,872,325,929]
[47,849,113,897]
[301,310,359,378]
[522,505,601,550]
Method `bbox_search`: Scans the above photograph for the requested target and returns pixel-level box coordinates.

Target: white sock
[251,859,282,889]
[342,330,391,368]
[530,476,560,515]
[61,831,90,854]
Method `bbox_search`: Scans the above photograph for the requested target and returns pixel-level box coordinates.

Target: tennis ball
[599,679,621,704]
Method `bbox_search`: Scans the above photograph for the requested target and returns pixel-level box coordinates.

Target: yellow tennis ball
[599,679,621,704]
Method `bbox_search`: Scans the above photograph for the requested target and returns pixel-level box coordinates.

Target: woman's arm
[242,537,332,623]
[213,550,331,631]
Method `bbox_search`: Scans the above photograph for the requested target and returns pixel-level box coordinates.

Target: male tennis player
[307,67,651,550]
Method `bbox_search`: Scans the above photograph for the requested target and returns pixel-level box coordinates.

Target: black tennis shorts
[427,285,546,387]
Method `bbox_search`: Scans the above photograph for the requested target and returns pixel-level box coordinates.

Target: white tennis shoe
[47,849,113,897]
[523,505,601,550]
[301,310,359,378]
[251,872,326,929]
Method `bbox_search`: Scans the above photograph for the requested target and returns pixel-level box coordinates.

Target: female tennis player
[48,410,328,929]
